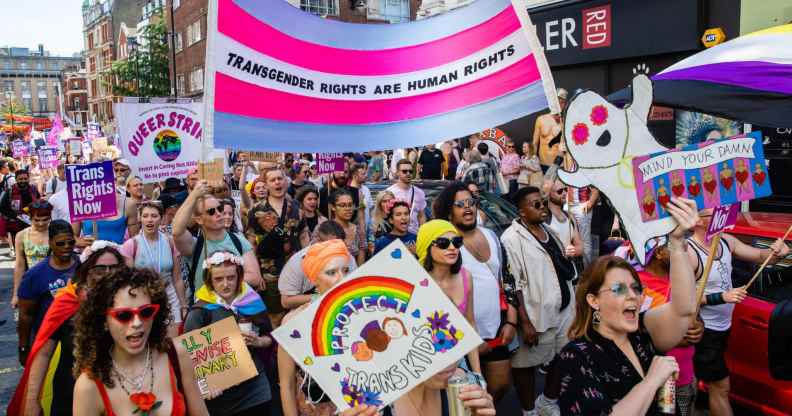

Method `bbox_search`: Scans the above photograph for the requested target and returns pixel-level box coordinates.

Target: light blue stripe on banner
[213,82,549,152]
[233,0,510,50]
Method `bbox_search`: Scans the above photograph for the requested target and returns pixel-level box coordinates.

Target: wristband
[706,292,725,305]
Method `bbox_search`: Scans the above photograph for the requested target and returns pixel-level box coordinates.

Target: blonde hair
[372,190,396,230]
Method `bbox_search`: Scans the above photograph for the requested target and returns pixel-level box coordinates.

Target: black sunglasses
[531,199,548,210]
[89,264,121,275]
[433,236,464,250]
[205,206,221,216]
[54,239,76,247]
[556,188,567,195]
[400,169,413,174]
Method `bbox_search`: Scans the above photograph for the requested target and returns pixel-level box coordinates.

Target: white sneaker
[535,395,560,416]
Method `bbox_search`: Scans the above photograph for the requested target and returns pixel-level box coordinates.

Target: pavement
[0,245,20,410]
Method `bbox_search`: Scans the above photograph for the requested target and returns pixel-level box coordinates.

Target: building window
[89,56,96,72]
[174,32,183,52]
[3,81,12,92]
[23,98,32,110]
[187,20,202,46]
[173,0,180,8]
[38,98,48,113]
[20,61,28,70]
[20,81,30,92]
[74,97,81,109]
[176,73,185,95]
[88,33,95,49]
[189,67,203,92]
[2,60,10,70]
[90,79,98,96]
[73,81,79,89]
[300,0,339,16]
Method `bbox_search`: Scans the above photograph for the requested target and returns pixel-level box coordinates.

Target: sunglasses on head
[54,239,76,247]
[106,303,160,324]
[452,198,478,209]
[599,281,643,297]
[433,236,464,250]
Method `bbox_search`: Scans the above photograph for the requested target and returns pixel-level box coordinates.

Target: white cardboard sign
[272,240,483,410]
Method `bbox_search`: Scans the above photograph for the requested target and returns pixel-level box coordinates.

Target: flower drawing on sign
[572,123,589,145]
[426,311,464,353]
[590,105,608,126]
[341,377,383,407]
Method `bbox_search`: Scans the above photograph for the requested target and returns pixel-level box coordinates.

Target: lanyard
[140,232,162,273]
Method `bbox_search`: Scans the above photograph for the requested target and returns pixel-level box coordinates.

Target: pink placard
[705,204,739,242]
[316,153,345,175]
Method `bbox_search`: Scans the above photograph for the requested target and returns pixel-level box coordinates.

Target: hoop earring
[592,310,601,326]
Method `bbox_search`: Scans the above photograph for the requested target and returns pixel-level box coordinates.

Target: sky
[0,0,84,57]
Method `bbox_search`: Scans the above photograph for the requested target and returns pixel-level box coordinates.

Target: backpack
[188,231,244,304]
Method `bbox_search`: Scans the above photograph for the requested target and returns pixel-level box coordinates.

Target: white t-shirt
[548,212,573,248]
[46,177,67,197]
[460,227,502,339]
[49,189,71,222]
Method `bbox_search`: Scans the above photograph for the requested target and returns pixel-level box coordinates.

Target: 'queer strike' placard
[65,161,117,222]
[273,240,483,410]
[632,132,771,222]
[174,317,258,397]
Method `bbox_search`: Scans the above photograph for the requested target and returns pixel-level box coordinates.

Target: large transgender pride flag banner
[204,0,558,152]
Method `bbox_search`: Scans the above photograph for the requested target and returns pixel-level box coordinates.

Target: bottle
[447,373,475,416]
[656,376,676,415]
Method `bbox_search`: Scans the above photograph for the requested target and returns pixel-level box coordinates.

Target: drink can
[656,377,676,414]
[447,373,474,416]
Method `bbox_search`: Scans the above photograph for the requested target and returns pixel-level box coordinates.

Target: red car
[721,212,792,415]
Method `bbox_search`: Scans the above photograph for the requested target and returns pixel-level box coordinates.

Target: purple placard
[66,161,117,222]
[316,153,345,174]
[705,204,739,242]
[12,140,29,158]
[38,146,59,169]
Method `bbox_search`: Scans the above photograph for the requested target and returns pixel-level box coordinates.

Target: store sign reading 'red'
[582,4,611,49]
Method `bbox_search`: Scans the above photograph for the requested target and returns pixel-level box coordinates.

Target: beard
[454,218,476,232]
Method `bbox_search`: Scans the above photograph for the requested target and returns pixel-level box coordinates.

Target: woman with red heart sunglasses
[72,267,208,416]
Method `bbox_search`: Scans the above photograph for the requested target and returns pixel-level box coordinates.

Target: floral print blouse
[558,314,662,416]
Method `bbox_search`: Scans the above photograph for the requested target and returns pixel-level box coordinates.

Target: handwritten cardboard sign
[38,146,59,169]
[705,204,739,242]
[174,317,258,397]
[273,239,483,410]
[632,132,771,222]
[247,151,281,163]
[316,153,345,175]
[67,138,82,156]
[65,161,117,222]
[198,158,225,187]
[92,137,108,155]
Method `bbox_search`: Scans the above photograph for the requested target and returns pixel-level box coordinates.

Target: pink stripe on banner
[215,56,540,124]
[218,0,521,76]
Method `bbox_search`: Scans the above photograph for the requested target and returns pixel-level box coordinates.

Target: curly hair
[73,267,171,386]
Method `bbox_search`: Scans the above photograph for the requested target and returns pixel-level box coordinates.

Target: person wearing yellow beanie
[416,220,482,375]
[281,238,353,416]
[416,219,460,266]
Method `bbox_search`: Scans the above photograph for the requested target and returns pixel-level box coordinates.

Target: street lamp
[127,37,140,94]
[4,91,15,140]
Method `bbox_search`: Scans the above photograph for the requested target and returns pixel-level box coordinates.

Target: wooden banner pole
[744,224,792,289]
[694,233,722,316]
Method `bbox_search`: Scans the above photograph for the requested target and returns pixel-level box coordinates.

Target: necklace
[113,346,163,415]
[113,346,150,392]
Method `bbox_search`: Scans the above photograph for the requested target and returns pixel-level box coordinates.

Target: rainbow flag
[203,0,558,152]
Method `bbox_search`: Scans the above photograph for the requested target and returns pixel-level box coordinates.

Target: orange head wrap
[302,239,351,283]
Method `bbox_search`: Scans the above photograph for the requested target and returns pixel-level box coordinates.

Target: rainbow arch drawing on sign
[312,276,414,357]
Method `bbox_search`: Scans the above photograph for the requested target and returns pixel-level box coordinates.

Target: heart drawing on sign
[391,248,402,259]
[331,363,341,372]
[411,309,421,318]
[290,330,301,339]
[420,279,429,287]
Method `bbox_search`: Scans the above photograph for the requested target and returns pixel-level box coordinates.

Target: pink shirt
[501,153,520,180]
[638,271,695,387]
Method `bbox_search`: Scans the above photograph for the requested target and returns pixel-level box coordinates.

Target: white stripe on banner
[660,33,792,74]
[214,29,533,101]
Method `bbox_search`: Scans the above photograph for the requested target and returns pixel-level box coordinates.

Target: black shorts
[480,340,513,363]
[693,328,731,382]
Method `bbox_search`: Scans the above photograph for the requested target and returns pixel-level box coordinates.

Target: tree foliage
[109,17,171,97]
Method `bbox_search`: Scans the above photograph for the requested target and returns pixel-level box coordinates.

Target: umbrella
[608,24,792,128]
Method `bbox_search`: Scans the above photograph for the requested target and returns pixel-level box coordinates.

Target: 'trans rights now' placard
[66,161,117,222]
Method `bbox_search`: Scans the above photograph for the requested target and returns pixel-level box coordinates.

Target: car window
[479,192,517,233]
[733,235,792,304]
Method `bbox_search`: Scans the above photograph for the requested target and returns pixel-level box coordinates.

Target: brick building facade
[62,68,90,136]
